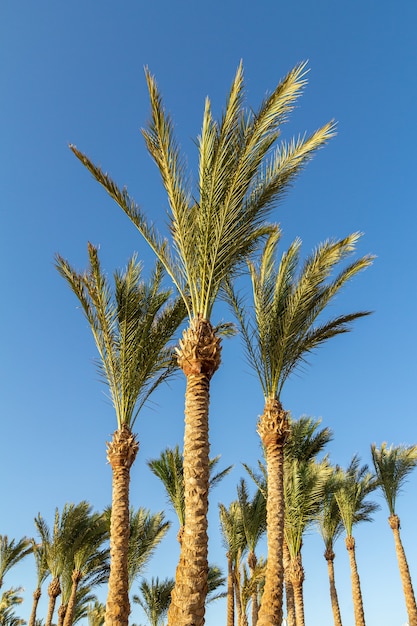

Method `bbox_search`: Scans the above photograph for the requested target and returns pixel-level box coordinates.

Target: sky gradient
[1,2,417,625]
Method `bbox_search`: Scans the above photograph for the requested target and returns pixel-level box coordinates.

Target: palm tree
[335,456,378,626]
[133,577,174,626]
[0,587,26,626]
[229,229,373,626]
[127,508,170,591]
[371,442,417,626]
[86,600,105,626]
[0,536,32,589]
[237,479,266,626]
[316,469,344,626]
[56,245,186,626]
[219,500,246,626]
[28,540,49,626]
[148,446,232,543]
[70,62,335,626]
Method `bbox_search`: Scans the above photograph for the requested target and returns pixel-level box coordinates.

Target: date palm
[371,442,417,626]
[86,600,105,626]
[335,456,378,626]
[134,577,174,626]
[56,245,186,626]
[219,500,246,626]
[0,587,25,626]
[28,540,49,626]
[70,61,335,626]
[127,508,170,591]
[229,229,373,626]
[0,536,32,589]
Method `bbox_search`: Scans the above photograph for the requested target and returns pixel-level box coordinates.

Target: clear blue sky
[1,2,417,625]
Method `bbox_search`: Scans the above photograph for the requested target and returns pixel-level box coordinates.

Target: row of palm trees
[10,61,413,625]
[2,436,417,626]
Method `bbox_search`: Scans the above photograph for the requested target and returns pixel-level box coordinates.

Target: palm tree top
[335,455,379,537]
[371,442,417,516]
[70,62,335,320]
[228,229,373,400]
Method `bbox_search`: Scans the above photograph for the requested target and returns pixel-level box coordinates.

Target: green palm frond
[0,536,32,589]
[218,501,246,562]
[335,455,379,537]
[229,230,373,399]
[206,565,227,603]
[236,479,267,553]
[127,508,170,590]
[70,62,334,320]
[133,576,174,626]
[56,244,186,429]
[285,415,332,464]
[371,442,417,516]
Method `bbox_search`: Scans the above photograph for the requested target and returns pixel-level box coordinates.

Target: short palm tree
[70,61,334,626]
[335,457,378,626]
[28,540,49,626]
[56,245,186,626]
[148,446,232,543]
[316,469,344,626]
[219,500,246,626]
[371,442,417,625]
[133,577,174,626]
[229,229,373,626]
[0,536,32,589]
[0,587,26,626]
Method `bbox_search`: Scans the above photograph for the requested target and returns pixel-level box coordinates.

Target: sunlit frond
[371,442,417,516]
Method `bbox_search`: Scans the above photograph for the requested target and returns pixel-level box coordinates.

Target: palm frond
[371,442,417,515]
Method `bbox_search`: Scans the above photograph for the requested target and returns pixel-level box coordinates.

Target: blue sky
[1,1,417,625]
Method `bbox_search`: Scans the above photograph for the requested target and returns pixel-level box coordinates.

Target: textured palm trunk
[345,536,366,626]
[167,317,221,626]
[105,424,139,626]
[57,603,67,626]
[389,514,417,626]
[28,588,41,626]
[45,577,61,626]
[226,553,235,626]
[248,550,259,626]
[289,554,305,626]
[234,557,244,626]
[257,398,289,626]
[63,570,83,626]
[284,541,296,626]
[324,549,343,626]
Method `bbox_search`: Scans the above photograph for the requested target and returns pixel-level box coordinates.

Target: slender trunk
[257,398,289,626]
[389,514,417,626]
[63,570,83,626]
[284,541,296,626]
[345,536,366,626]
[248,550,259,626]
[289,554,305,626]
[167,317,221,626]
[324,548,343,626]
[226,553,235,626]
[105,424,139,626]
[235,556,243,626]
[28,588,41,626]
[45,577,61,626]
[57,603,67,626]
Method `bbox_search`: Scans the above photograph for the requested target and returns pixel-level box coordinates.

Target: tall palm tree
[316,469,344,626]
[229,230,373,626]
[0,536,32,589]
[335,456,378,626]
[70,62,335,626]
[371,442,417,626]
[28,540,49,626]
[219,500,246,626]
[148,446,232,543]
[237,479,267,626]
[56,245,186,626]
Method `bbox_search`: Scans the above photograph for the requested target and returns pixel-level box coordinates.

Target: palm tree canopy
[335,455,379,537]
[0,536,32,589]
[229,229,373,400]
[218,500,247,562]
[0,587,25,626]
[133,577,174,626]
[236,479,267,554]
[126,508,170,590]
[56,244,186,429]
[285,415,333,464]
[371,442,417,515]
[70,62,335,320]
[316,467,345,551]
[148,446,233,528]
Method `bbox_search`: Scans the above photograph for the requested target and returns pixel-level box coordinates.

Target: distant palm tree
[0,587,26,626]
[371,442,417,626]
[56,245,186,626]
[316,469,344,626]
[219,500,246,626]
[133,577,174,626]
[335,457,378,626]
[127,508,170,591]
[28,541,49,626]
[229,230,373,626]
[148,446,232,543]
[86,600,105,626]
[70,61,334,626]
[0,536,32,589]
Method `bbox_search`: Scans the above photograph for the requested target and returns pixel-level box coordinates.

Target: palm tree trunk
[284,541,296,626]
[105,424,139,626]
[167,317,221,626]
[57,603,67,626]
[389,514,417,626]
[248,550,259,626]
[45,577,61,626]
[257,398,289,626]
[226,554,235,626]
[324,549,343,626]
[28,588,41,626]
[63,570,82,626]
[289,554,305,626]
[345,536,366,626]
[235,557,244,626]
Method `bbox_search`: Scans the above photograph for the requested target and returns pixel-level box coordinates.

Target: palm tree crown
[371,442,417,516]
